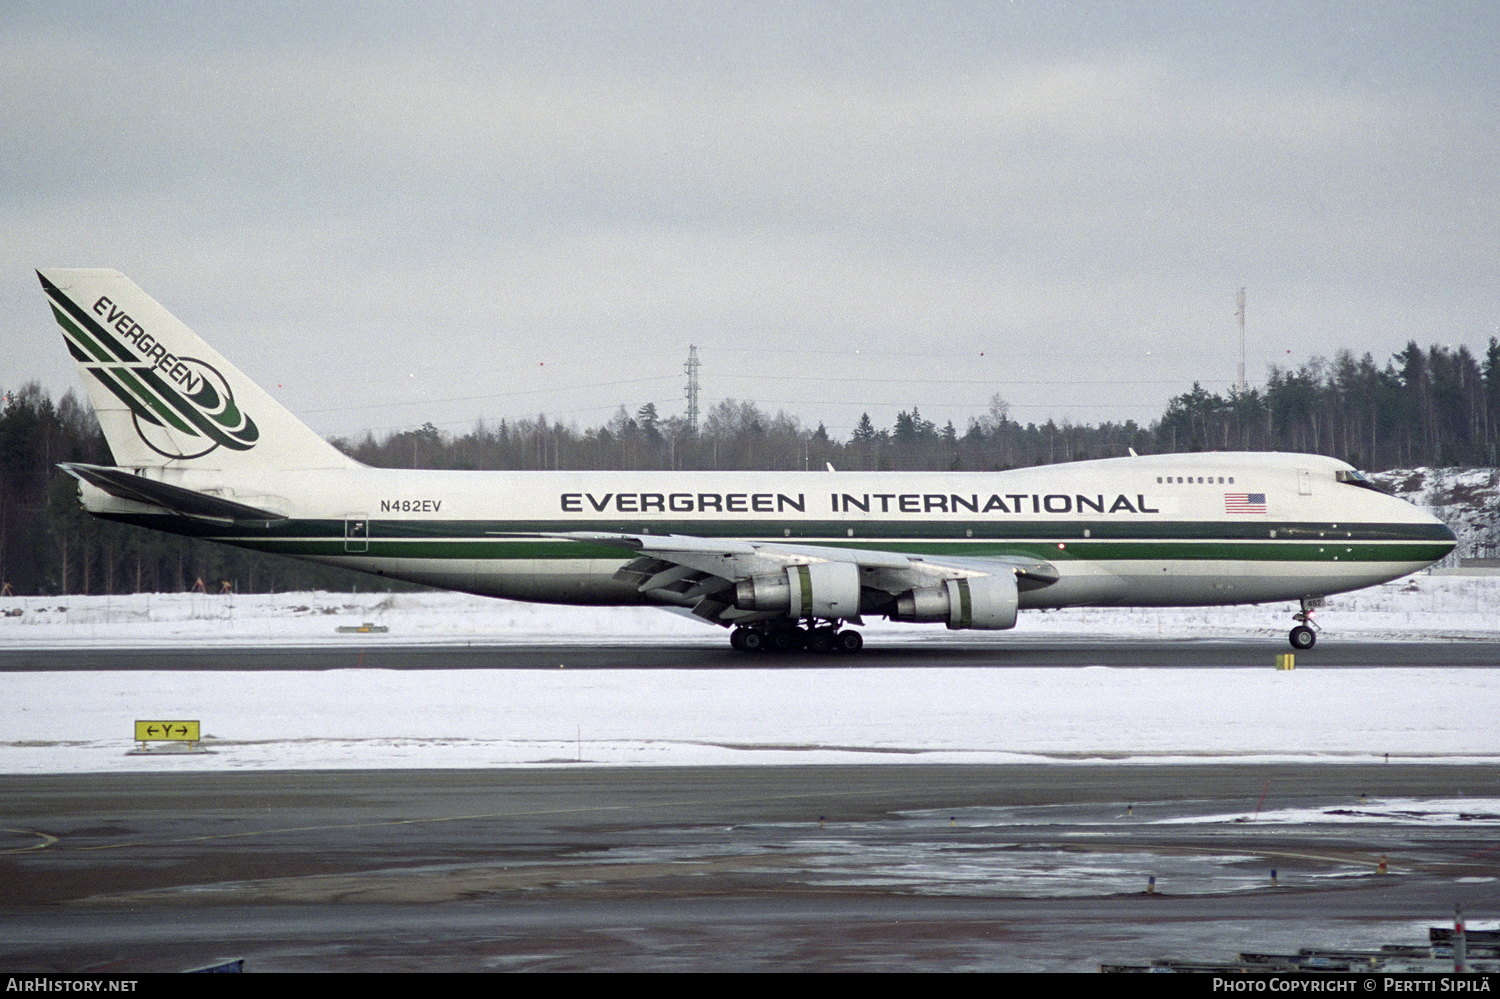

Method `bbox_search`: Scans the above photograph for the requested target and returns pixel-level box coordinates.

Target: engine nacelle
[734,561,862,619]
[891,573,1018,630]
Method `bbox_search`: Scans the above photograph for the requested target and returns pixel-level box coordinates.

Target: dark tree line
[4,338,1497,595]
[0,385,386,597]
[1157,342,1500,469]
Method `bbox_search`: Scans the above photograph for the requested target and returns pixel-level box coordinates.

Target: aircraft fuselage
[78,451,1453,612]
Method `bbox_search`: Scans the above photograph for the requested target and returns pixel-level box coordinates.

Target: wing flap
[915,553,1062,591]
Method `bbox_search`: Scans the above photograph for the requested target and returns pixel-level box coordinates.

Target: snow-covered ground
[4,572,1499,647]
[3,574,1498,775]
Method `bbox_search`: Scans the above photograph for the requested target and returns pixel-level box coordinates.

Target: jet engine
[734,561,861,619]
[890,573,1018,630]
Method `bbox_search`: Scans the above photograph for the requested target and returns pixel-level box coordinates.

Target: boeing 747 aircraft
[38,269,1456,652]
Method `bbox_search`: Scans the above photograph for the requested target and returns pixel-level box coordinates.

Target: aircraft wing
[548,531,1058,625]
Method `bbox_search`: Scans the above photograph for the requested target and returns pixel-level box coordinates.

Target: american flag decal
[1225,493,1267,514]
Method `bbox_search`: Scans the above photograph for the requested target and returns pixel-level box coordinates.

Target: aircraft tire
[767,629,797,653]
[835,629,863,653]
[734,628,765,652]
[806,628,836,654]
[1289,625,1316,650]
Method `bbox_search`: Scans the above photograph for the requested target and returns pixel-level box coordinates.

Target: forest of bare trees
[3,338,1497,596]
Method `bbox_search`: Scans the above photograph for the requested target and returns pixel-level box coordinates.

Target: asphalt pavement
[4,763,1497,972]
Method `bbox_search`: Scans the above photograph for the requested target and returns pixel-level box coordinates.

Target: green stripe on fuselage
[100,513,1453,565]
[105,514,1453,543]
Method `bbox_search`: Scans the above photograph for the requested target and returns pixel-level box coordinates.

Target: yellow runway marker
[135,719,200,744]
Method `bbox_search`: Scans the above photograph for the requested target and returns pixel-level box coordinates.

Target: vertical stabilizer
[38,269,358,471]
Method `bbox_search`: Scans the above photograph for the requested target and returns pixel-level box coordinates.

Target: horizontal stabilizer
[58,463,286,522]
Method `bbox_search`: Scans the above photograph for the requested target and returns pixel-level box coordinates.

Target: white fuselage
[85,451,1454,613]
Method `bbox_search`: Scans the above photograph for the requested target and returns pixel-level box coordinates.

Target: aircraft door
[345,514,369,553]
[1297,468,1312,495]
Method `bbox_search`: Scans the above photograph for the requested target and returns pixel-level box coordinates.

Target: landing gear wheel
[806,627,836,654]
[733,628,764,652]
[1289,597,1321,650]
[835,629,863,653]
[766,629,797,653]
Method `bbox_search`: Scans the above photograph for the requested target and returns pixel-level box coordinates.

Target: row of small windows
[1157,476,1235,484]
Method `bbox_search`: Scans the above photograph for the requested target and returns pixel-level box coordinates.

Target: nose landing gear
[1289,598,1321,650]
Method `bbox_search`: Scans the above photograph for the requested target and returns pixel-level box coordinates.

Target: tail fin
[38,268,357,471]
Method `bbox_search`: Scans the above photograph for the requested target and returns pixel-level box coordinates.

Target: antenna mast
[1235,287,1247,394]
[683,345,700,434]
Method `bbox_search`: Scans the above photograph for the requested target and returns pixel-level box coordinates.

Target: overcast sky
[4,1,1498,442]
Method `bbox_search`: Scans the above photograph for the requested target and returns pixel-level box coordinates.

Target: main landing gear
[1289,597,1321,650]
[730,622,864,654]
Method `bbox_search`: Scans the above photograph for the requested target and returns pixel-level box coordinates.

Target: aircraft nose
[1435,517,1457,547]
[1420,507,1458,554]
[1388,492,1456,557]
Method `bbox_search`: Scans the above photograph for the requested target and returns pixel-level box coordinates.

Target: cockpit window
[1335,469,1392,495]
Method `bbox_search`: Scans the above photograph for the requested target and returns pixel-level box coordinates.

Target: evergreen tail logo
[41,273,260,459]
